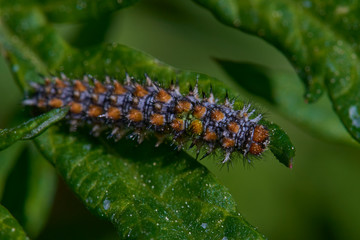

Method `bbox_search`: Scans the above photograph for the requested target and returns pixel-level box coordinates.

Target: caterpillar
[23,74,270,164]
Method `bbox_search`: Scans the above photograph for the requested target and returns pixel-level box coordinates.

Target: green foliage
[0,204,29,240]
[262,121,295,168]
[194,0,360,142]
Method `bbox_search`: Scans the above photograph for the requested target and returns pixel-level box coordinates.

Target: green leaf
[0,108,69,151]
[216,59,354,145]
[263,121,295,168]
[0,107,69,151]
[1,144,57,238]
[0,204,29,240]
[193,0,360,143]
[35,127,265,239]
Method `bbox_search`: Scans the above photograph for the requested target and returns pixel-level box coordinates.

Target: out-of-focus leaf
[1,144,57,238]
[0,204,29,240]
[216,59,354,145]
[0,107,69,151]
[23,148,57,238]
[193,0,360,143]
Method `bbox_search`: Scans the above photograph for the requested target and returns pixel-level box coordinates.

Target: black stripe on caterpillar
[23,74,270,164]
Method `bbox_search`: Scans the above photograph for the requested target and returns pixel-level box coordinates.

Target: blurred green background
[1,0,360,239]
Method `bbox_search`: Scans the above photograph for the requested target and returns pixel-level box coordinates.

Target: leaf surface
[35,127,265,239]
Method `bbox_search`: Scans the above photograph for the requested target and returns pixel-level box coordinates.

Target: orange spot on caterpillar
[128,109,143,122]
[189,120,203,135]
[171,118,184,132]
[74,80,87,92]
[113,82,127,95]
[222,138,235,148]
[193,105,206,119]
[227,122,240,133]
[150,113,165,126]
[94,81,106,94]
[134,84,148,97]
[211,110,224,122]
[55,79,66,88]
[48,98,63,108]
[69,102,83,114]
[252,125,269,143]
[249,142,263,155]
[88,105,103,117]
[203,129,217,141]
[175,101,192,113]
[107,107,121,120]
[156,89,172,103]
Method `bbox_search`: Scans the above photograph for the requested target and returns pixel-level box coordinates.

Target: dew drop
[349,106,360,128]
[12,65,19,72]
[302,1,312,8]
[103,199,111,210]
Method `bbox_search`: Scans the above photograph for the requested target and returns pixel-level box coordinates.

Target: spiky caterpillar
[23,74,270,164]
